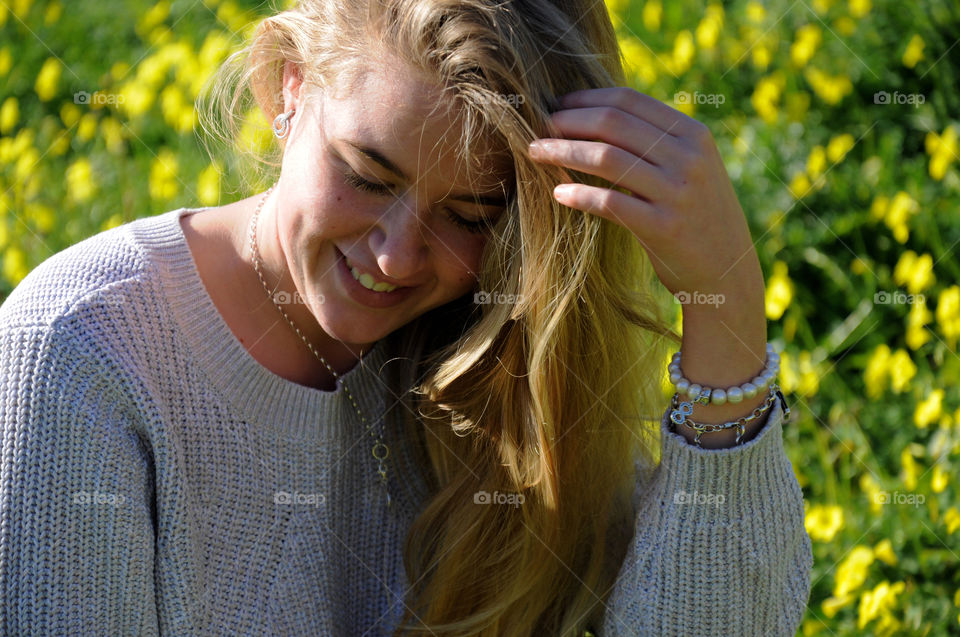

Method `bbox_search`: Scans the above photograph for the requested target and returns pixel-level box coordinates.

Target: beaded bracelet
[669,383,789,447]
[668,342,780,405]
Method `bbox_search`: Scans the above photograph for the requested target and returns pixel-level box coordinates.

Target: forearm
[674,284,772,449]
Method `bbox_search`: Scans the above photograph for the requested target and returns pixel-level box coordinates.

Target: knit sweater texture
[0,207,812,636]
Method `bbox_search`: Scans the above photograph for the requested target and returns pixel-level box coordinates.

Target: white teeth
[349,264,398,293]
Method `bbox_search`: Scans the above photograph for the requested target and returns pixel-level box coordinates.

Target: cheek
[432,232,488,287]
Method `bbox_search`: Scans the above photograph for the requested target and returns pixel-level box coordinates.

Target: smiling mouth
[342,253,401,293]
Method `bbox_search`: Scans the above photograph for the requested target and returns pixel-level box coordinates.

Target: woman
[0,0,812,635]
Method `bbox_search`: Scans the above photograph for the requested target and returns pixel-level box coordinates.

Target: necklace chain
[247,183,391,505]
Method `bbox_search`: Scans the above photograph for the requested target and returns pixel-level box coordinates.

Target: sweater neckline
[134,206,396,445]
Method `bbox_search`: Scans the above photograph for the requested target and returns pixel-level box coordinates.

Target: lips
[340,251,404,289]
[334,247,417,309]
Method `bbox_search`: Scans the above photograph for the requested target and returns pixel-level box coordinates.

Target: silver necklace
[247,183,392,507]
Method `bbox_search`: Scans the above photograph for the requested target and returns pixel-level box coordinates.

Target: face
[269,55,512,352]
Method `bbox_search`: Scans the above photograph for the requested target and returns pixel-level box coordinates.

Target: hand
[527,87,763,305]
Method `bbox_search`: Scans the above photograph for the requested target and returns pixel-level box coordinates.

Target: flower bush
[2,0,959,633]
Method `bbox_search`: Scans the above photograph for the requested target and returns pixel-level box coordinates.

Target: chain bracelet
[669,384,787,447]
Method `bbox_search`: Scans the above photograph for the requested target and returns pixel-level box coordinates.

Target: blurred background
[1,0,958,634]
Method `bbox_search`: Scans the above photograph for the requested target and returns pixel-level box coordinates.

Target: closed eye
[342,169,492,234]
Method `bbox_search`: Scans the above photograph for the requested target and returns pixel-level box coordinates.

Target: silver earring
[273,109,295,139]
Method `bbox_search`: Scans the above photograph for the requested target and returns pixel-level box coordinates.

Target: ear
[281,59,304,113]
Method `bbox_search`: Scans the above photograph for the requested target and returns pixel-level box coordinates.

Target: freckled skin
[182,55,512,387]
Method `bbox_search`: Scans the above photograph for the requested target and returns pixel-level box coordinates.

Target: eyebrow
[341,140,509,207]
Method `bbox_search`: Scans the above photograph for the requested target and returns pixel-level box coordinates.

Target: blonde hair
[199,0,681,634]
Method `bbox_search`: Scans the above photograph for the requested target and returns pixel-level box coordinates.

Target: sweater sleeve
[599,397,812,636]
[0,318,159,636]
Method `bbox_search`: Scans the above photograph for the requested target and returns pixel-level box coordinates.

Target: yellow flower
[906,297,933,350]
[2,246,30,286]
[893,250,935,294]
[0,47,11,76]
[197,162,221,206]
[901,445,920,491]
[864,344,891,398]
[812,0,834,13]
[0,96,17,134]
[60,102,81,128]
[826,133,855,162]
[931,464,948,493]
[944,507,960,534]
[902,34,925,68]
[669,30,695,76]
[791,24,822,68]
[873,539,897,566]
[604,0,629,17]
[642,0,661,32]
[765,260,794,320]
[34,57,61,102]
[44,0,61,25]
[746,1,765,23]
[751,72,785,123]
[752,44,771,70]
[136,0,170,36]
[915,389,944,429]
[119,81,155,119]
[778,351,818,396]
[803,67,853,105]
[110,61,131,81]
[619,37,658,87]
[66,158,98,203]
[26,203,54,234]
[806,145,827,179]
[860,473,884,514]
[858,580,905,630]
[805,504,844,542]
[936,285,960,349]
[149,148,180,201]
[834,545,874,597]
[789,172,811,199]
[822,593,855,618]
[695,5,723,50]
[888,349,916,393]
[238,108,274,155]
[884,191,919,244]
[926,125,958,181]
[100,117,126,155]
[834,16,857,36]
[849,0,871,18]
[76,113,98,143]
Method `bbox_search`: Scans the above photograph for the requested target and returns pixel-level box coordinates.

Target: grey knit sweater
[0,207,812,636]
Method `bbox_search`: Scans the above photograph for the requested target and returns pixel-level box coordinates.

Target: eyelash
[342,170,489,234]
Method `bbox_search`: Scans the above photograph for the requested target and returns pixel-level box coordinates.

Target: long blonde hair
[199,0,681,634]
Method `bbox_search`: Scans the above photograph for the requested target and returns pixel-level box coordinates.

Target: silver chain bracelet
[669,384,789,447]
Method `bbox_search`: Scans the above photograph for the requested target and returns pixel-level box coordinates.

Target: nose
[373,195,428,282]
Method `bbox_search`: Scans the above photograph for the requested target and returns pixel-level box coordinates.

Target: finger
[529,139,664,202]
[546,106,687,168]
[552,183,660,238]
[556,87,699,138]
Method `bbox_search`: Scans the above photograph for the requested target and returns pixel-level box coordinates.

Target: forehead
[316,58,512,192]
